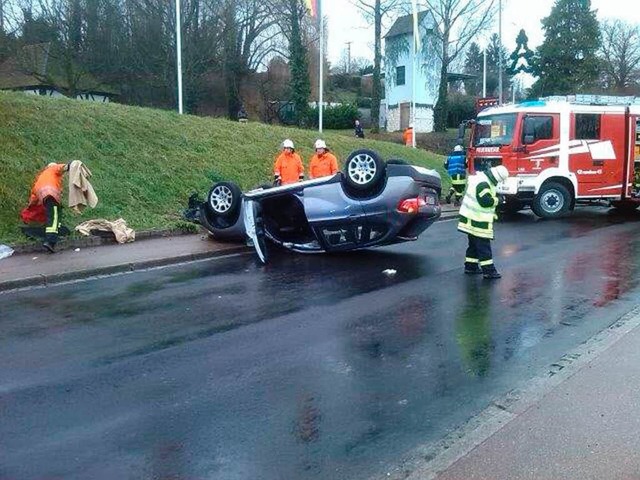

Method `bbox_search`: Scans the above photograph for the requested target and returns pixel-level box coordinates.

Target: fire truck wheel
[532,182,571,218]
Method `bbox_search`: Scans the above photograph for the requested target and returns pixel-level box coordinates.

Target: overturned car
[199,149,442,262]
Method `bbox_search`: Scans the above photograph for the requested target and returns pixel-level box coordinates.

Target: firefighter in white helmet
[273,139,304,185]
[458,165,509,279]
[309,139,339,179]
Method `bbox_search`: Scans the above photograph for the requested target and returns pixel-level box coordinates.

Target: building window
[574,114,601,140]
[396,66,405,86]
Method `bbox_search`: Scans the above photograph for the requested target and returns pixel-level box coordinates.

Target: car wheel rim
[542,189,563,213]
[348,154,377,185]
[210,185,234,214]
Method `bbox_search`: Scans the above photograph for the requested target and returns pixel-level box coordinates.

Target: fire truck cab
[464,95,640,218]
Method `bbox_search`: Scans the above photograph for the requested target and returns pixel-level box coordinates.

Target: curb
[2,211,458,293]
[10,227,196,255]
[0,244,249,293]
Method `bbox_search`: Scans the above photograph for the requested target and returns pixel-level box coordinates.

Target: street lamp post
[498,0,503,105]
[175,0,184,114]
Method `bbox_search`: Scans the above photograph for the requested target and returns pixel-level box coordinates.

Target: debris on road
[383,269,397,276]
[0,245,14,260]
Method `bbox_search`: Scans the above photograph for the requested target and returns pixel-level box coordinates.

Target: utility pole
[0,0,4,32]
[498,0,503,105]
[345,41,352,74]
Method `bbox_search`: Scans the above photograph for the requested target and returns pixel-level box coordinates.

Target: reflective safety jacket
[309,152,339,179]
[445,151,467,176]
[274,151,304,185]
[458,172,498,239]
[403,128,413,146]
[29,163,66,205]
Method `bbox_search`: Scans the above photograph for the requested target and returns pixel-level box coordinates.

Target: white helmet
[490,165,509,183]
[453,145,464,152]
[283,139,294,149]
[314,139,327,150]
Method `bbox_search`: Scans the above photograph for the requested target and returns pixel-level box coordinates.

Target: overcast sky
[324,0,640,65]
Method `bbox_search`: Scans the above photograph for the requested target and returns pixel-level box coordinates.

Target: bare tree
[352,0,403,133]
[422,0,495,131]
[600,19,640,94]
[332,52,371,75]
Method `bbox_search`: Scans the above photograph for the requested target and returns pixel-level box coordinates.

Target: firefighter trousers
[448,173,467,199]
[44,197,61,245]
[465,234,497,274]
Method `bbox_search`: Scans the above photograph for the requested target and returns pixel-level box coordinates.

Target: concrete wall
[386,105,434,133]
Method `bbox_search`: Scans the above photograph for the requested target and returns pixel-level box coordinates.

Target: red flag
[304,0,318,18]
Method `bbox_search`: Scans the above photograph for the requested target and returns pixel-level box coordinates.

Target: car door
[301,180,369,251]
[243,199,268,263]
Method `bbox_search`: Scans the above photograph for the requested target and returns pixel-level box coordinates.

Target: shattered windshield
[473,113,517,147]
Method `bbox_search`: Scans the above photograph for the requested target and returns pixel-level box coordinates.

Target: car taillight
[397,197,427,213]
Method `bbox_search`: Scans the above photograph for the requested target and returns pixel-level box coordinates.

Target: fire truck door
[519,114,560,173]
[569,112,625,195]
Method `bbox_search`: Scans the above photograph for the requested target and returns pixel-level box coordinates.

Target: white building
[384,11,441,133]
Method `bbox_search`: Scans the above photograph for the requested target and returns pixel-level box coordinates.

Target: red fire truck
[462,95,640,218]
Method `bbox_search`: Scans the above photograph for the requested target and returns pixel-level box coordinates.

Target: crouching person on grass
[458,165,509,280]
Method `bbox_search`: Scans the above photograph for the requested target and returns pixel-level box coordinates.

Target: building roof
[0,43,117,95]
[385,11,431,38]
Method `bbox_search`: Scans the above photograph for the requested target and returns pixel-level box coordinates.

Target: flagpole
[412,38,416,148]
[175,0,183,114]
[318,1,324,133]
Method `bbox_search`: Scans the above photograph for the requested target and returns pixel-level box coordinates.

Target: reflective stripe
[465,257,479,263]
[478,188,492,198]
[45,206,59,234]
[479,259,494,266]
[458,216,494,239]
[459,173,497,225]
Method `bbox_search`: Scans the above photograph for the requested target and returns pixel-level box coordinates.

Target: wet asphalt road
[2,208,640,480]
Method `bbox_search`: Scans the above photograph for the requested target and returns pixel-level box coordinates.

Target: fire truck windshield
[473,113,517,147]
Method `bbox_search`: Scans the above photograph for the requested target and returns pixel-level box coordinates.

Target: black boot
[464,262,482,275]
[483,271,501,279]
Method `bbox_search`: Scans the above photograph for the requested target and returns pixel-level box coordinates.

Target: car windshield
[473,113,517,147]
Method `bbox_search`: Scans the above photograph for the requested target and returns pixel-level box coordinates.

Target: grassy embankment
[0,92,447,245]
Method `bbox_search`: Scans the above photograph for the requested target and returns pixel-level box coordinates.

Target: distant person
[458,165,509,279]
[274,139,304,185]
[354,120,365,139]
[237,105,248,123]
[403,124,414,147]
[444,145,468,207]
[20,162,69,253]
[309,139,339,179]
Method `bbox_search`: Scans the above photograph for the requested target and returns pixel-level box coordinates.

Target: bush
[306,103,359,130]
[356,97,372,108]
[447,93,476,128]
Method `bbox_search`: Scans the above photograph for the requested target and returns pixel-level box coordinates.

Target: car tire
[531,182,571,218]
[203,181,242,229]
[207,181,241,217]
[611,201,639,213]
[343,149,386,194]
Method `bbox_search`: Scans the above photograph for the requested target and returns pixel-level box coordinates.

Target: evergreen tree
[485,33,511,99]
[530,0,601,97]
[463,42,483,96]
[288,0,310,126]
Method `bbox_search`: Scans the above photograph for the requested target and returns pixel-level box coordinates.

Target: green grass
[0,92,447,245]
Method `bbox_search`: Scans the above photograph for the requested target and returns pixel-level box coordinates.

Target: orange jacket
[403,128,414,146]
[29,163,66,205]
[274,151,304,185]
[309,152,339,179]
